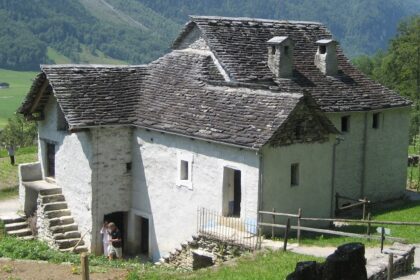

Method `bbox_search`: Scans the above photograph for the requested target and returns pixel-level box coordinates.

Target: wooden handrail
[258,211,299,218]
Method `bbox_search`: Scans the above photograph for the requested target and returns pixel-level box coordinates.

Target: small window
[284,46,289,55]
[271,46,276,55]
[180,160,189,180]
[341,116,350,132]
[372,113,380,129]
[319,45,327,54]
[291,163,299,186]
[126,162,132,173]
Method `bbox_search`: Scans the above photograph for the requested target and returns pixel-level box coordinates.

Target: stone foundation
[161,235,249,270]
[287,243,415,280]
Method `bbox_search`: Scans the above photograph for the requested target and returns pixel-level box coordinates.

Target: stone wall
[161,235,248,270]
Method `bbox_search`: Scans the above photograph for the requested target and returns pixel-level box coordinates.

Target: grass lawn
[0,69,37,128]
[0,148,37,192]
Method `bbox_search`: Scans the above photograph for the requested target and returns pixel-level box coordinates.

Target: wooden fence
[258,208,420,248]
[335,193,370,219]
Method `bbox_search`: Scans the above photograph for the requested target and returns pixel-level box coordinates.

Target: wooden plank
[80,253,89,280]
[29,79,49,114]
[258,223,405,242]
[339,201,366,210]
[259,211,299,218]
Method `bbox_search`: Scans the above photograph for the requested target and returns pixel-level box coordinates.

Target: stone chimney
[314,39,338,76]
[267,36,294,79]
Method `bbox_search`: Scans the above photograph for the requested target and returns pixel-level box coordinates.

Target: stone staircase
[37,187,88,253]
[2,216,33,240]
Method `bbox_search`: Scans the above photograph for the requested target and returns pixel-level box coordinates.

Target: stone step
[7,228,32,237]
[18,235,34,241]
[43,202,68,211]
[45,209,71,219]
[39,188,62,196]
[60,246,88,254]
[56,238,84,249]
[53,231,81,240]
[41,194,65,204]
[5,221,28,231]
[49,216,74,227]
[1,216,26,224]
[50,223,79,234]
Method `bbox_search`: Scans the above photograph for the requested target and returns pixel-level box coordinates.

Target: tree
[0,115,37,148]
[353,15,420,138]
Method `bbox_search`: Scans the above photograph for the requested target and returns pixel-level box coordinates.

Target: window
[126,162,132,173]
[284,45,289,55]
[319,45,327,54]
[341,116,350,132]
[372,113,380,129]
[291,163,299,187]
[180,160,189,180]
[177,153,193,189]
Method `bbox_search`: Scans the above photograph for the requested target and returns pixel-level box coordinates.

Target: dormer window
[267,36,295,79]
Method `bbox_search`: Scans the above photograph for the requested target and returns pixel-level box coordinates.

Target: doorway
[104,212,126,251]
[139,216,149,254]
[222,167,242,217]
[46,143,55,177]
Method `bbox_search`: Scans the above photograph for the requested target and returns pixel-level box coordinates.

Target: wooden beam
[29,79,49,114]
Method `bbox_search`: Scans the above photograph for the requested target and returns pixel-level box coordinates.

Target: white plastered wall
[127,128,260,261]
[327,107,410,202]
[261,136,336,226]
[37,96,94,249]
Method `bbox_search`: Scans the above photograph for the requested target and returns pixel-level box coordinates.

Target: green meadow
[0,69,37,128]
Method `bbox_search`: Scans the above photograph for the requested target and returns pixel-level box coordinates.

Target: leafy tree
[0,115,37,148]
[353,16,420,138]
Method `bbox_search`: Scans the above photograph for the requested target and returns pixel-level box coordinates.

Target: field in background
[0,69,37,128]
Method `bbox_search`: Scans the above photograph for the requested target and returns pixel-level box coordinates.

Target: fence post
[283,218,290,251]
[362,197,367,220]
[297,208,302,244]
[366,213,371,238]
[381,227,385,253]
[271,208,275,239]
[387,253,394,280]
[80,253,89,280]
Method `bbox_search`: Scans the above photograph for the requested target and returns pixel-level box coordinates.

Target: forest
[0,0,419,70]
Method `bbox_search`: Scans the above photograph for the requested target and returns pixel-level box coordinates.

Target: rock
[286,261,321,280]
[323,243,367,280]
[192,249,215,270]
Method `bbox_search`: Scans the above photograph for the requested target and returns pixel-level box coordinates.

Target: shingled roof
[173,16,411,112]
[19,16,410,149]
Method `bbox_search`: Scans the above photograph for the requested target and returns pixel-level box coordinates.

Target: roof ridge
[189,15,322,26]
[40,64,147,69]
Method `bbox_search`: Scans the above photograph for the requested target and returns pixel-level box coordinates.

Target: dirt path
[0,197,20,218]
[0,259,127,280]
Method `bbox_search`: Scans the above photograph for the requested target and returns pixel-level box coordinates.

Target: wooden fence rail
[258,207,419,246]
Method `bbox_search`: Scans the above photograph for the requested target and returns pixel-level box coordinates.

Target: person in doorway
[107,222,123,260]
[6,145,15,165]
[100,220,110,257]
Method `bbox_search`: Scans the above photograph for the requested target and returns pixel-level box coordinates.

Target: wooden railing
[335,193,370,219]
[258,208,420,251]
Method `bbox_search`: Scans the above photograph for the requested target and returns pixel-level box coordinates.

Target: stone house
[18,16,411,261]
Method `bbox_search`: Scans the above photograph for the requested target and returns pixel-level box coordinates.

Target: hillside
[0,0,419,70]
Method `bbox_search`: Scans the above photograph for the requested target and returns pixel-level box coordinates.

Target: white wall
[261,136,335,225]
[327,107,410,202]
[128,128,260,261]
[37,97,94,249]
